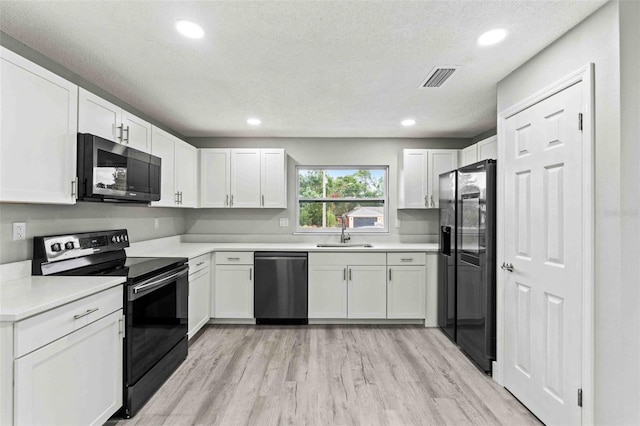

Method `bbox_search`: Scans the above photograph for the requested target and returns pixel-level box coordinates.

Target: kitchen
[0,1,639,425]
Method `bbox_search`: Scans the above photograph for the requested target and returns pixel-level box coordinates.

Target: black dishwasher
[254,252,308,325]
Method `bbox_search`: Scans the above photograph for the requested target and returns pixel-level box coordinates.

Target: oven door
[125,265,188,386]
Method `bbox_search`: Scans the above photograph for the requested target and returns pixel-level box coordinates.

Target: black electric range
[32,229,189,418]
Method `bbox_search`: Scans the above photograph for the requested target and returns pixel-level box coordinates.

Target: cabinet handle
[74,308,99,320]
[343,268,346,281]
[349,268,352,281]
[249,267,252,280]
[227,257,240,261]
[179,191,183,204]
[225,194,229,206]
[175,192,179,204]
[430,195,434,207]
[424,195,428,207]
[123,125,130,144]
[117,124,123,143]
[389,268,392,281]
[196,261,205,267]
[230,194,234,207]
[71,178,77,197]
[261,194,264,206]
[400,258,414,262]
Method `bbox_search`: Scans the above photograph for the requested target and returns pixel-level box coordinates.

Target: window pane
[298,168,385,199]
[299,201,385,229]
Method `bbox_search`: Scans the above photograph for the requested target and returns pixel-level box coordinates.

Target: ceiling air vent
[419,66,461,88]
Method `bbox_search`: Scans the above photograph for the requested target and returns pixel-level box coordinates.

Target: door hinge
[578,388,583,407]
[578,113,583,131]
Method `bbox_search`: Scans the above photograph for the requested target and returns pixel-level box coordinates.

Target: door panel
[503,82,583,425]
[231,149,261,207]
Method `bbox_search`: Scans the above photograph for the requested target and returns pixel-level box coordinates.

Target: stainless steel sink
[316,243,373,248]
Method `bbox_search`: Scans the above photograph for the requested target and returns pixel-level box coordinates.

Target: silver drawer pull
[196,261,205,266]
[400,258,414,262]
[227,257,240,261]
[74,308,99,320]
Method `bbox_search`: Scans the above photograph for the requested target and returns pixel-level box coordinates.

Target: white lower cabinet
[387,253,426,319]
[8,286,124,426]
[188,254,211,339]
[347,265,387,319]
[308,253,386,319]
[214,252,254,318]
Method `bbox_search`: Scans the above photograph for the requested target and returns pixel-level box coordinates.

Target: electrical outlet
[154,218,159,229]
[13,222,26,241]
[279,218,289,227]
[395,219,402,228]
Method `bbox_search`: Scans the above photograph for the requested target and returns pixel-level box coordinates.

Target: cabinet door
[200,149,231,207]
[230,149,261,208]
[460,144,478,167]
[348,265,387,318]
[150,126,176,207]
[427,149,458,208]
[14,310,123,426]
[1,47,78,204]
[308,265,347,318]
[260,149,286,208]
[399,149,428,208]
[215,265,253,318]
[188,268,211,339]
[78,87,121,142]
[477,135,497,161]
[121,110,152,153]
[175,140,197,207]
[387,266,425,319]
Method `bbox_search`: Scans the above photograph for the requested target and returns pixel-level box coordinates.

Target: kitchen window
[296,166,388,233]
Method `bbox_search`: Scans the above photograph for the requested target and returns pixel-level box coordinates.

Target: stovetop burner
[32,230,187,283]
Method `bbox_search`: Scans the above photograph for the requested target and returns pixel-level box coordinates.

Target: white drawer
[387,252,426,266]
[189,253,211,274]
[215,252,253,265]
[14,285,123,358]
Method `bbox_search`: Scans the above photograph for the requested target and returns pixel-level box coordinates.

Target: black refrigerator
[438,159,497,373]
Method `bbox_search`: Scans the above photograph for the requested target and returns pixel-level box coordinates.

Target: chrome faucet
[340,213,351,244]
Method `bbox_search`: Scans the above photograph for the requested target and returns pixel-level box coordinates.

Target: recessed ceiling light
[175,20,204,39]
[477,28,507,46]
[401,119,416,127]
[247,118,261,126]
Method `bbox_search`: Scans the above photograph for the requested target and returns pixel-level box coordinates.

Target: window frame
[295,165,389,234]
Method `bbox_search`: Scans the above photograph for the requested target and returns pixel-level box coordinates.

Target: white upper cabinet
[230,149,261,208]
[200,148,287,208]
[398,149,457,209]
[260,149,287,208]
[0,46,78,205]
[151,126,196,208]
[200,149,231,207]
[460,144,478,167]
[78,88,151,153]
[427,149,458,208]
[459,135,498,167]
[477,135,497,161]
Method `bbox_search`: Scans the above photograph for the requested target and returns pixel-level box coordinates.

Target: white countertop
[0,275,126,322]
[126,242,439,259]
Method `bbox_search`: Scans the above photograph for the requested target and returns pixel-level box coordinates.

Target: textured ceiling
[0,1,607,138]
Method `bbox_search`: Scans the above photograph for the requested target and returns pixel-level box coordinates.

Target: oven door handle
[131,267,188,298]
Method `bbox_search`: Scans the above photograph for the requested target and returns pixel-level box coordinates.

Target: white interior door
[503,82,583,425]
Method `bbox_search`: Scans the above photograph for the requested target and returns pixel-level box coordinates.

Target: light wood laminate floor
[115,325,540,426]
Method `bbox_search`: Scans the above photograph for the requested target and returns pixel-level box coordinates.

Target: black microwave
[77,133,161,203]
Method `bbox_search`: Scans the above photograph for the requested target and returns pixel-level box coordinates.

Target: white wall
[0,203,185,264]
[186,137,470,243]
[497,1,640,424]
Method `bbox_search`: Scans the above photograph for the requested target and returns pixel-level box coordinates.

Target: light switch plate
[395,219,402,228]
[13,222,26,241]
[279,218,289,227]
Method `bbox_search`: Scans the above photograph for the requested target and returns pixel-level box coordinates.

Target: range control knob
[51,243,62,252]
[116,236,121,243]
[123,235,128,242]
[65,242,75,250]
[111,236,117,243]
